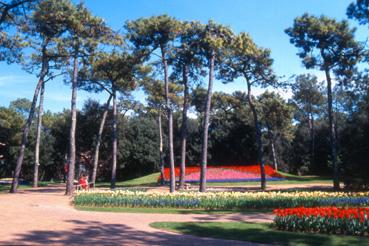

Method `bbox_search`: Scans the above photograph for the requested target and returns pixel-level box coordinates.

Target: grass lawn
[95,171,331,188]
[75,206,272,214]
[0,184,29,193]
[150,222,369,246]
[95,173,159,188]
[0,181,52,193]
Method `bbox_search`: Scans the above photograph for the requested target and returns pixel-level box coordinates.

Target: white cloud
[0,75,34,87]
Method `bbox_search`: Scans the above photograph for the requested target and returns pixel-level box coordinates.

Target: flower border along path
[74,190,369,210]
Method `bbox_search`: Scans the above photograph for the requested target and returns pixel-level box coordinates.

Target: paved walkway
[0,185,273,246]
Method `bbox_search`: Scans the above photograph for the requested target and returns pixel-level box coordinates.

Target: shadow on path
[3,219,254,246]
[18,187,66,194]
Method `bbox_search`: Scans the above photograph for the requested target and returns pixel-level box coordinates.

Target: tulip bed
[274,207,369,236]
[160,165,285,183]
[74,190,369,210]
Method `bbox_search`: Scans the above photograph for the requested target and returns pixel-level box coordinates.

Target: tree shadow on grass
[157,222,369,246]
[1,219,249,246]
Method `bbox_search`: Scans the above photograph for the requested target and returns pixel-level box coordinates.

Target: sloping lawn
[151,222,369,246]
[95,171,331,188]
[95,172,159,188]
[204,171,331,186]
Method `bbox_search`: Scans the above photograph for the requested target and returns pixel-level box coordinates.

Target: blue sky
[0,0,367,112]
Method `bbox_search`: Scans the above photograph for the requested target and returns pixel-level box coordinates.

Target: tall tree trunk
[111,88,117,189]
[268,127,277,171]
[245,77,266,190]
[308,113,315,168]
[324,67,339,189]
[33,81,45,188]
[270,140,277,171]
[158,110,165,185]
[91,94,112,185]
[66,53,79,196]
[10,42,48,193]
[200,52,215,192]
[161,46,175,193]
[179,65,189,189]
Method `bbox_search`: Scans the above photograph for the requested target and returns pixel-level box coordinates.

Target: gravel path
[0,185,273,246]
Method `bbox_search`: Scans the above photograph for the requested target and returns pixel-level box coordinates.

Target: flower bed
[160,165,284,183]
[74,190,369,210]
[274,207,369,236]
[184,168,284,182]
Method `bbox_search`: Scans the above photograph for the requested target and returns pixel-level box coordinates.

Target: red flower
[274,206,369,222]
[160,164,284,182]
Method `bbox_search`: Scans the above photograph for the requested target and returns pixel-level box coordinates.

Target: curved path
[0,185,273,246]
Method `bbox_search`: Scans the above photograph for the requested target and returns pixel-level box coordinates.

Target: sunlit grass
[151,222,369,246]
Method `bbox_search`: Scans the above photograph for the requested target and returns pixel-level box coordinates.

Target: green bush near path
[150,222,369,246]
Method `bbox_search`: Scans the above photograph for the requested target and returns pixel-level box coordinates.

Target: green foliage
[118,114,160,179]
[285,13,362,81]
[125,15,181,54]
[220,32,276,87]
[340,91,369,189]
[206,91,258,164]
[9,98,32,118]
[0,0,38,63]
[142,79,183,112]
[288,122,330,174]
[347,0,369,26]
[82,51,142,94]
[0,105,24,177]
[0,1,38,26]
[58,1,114,72]
[259,91,294,140]
[258,91,294,170]
[20,0,74,76]
[31,0,73,38]
[198,20,233,61]
[170,21,206,81]
[0,99,59,180]
[291,74,325,121]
